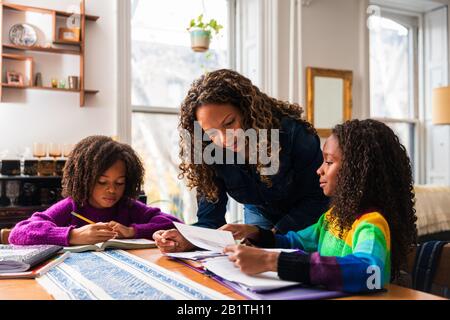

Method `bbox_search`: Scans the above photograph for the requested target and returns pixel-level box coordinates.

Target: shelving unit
[1,83,99,94]
[0,175,62,228]
[2,52,33,86]
[0,0,99,106]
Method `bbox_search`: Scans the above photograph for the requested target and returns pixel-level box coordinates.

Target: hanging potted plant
[187,14,223,52]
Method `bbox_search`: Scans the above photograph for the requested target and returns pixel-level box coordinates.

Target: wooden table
[0,248,446,300]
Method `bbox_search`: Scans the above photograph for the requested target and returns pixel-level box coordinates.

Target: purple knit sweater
[9,197,183,246]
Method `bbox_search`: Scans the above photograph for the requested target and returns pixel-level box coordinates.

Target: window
[369,12,419,176]
[131,0,230,109]
[131,0,233,223]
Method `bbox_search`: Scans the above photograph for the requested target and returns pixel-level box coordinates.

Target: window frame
[128,0,240,223]
[369,7,422,181]
[130,0,237,114]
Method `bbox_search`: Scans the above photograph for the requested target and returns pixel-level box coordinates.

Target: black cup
[24,159,39,176]
[1,160,21,176]
[38,159,56,176]
[55,159,66,176]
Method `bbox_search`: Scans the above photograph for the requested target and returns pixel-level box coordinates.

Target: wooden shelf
[52,40,81,46]
[1,53,33,86]
[55,8,99,22]
[1,1,99,106]
[2,3,99,21]
[2,52,32,60]
[3,44,80,55]
[0,175,62,181]
[1,84,99,94]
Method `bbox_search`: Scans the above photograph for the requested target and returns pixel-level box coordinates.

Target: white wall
[0,0,118,154]
[300,0,368,119]
[275,0,369,119]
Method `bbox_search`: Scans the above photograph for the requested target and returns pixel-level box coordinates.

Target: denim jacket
[193,117,330,233]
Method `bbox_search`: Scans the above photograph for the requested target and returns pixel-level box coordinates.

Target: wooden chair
[0,228,11,244]
[398,242,450,298]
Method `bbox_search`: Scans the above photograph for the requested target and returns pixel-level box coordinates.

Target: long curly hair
[62,135,145,206]
[330,119,417,279]
[179,69,315,202]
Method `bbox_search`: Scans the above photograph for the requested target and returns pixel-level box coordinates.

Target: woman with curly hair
[9,135,181,246]
[153,69,328,252]
[223,119,418,293]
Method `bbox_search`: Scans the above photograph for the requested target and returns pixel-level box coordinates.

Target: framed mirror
[306,67,353,137]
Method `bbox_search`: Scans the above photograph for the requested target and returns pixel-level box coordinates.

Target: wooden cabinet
[0,0,99,106]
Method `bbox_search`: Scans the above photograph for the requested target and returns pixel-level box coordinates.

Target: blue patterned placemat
[37,250,229,300]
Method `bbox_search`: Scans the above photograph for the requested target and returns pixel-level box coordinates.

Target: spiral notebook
[0,244,62,274]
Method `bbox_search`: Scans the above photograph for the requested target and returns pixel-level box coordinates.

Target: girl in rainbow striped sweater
[224,119,418,293]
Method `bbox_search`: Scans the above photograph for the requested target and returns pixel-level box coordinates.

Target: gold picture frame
[306,67,353,137]
[6,71,24,86]
[58,27,80,42]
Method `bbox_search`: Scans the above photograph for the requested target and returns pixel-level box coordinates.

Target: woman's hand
[152,229,195,253]
[223,244,279,275]
[218,224,259,240]
[108,221,136,239]
[69,223,118,245]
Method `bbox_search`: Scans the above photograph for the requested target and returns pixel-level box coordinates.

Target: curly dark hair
[330,119,417,279]
[179,69,315,202]
[62,135,145,206]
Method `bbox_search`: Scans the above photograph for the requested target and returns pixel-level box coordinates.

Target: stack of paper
[164,250,226,261]
[0,245,62,273]
[203,255,300,292]
[171,223,301,292]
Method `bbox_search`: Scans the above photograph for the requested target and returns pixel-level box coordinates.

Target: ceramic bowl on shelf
[9,23,37,47]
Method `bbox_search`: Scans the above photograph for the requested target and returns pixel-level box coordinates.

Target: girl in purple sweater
[9,135,182,246]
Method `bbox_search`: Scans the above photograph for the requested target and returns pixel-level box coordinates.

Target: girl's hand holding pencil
[69,223,118,245]
[69,211,118,245]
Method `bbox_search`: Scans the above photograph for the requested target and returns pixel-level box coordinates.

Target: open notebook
[63,238,156,253]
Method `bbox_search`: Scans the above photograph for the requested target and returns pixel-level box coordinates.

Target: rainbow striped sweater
[275,209,391,293]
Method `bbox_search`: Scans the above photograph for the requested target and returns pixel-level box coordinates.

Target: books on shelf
[62,238,156,253]
[0,244,62,274]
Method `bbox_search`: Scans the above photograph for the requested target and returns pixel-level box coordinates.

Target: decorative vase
[190,29,210,52]
[34,72,42,87]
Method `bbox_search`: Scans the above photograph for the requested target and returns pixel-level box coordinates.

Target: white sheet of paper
[164,250,226,261]
[203,256,299,292]
[173,222,235,252]
[105,239,155,245]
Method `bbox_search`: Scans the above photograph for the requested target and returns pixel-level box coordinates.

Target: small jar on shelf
[0,159,21,176]
[23,158,39,176]
[37,157,56,176]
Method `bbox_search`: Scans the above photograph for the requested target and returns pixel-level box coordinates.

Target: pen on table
[36,251,71,277]
[70,211,95,225]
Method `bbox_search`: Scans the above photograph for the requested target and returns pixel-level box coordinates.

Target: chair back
[0,229,11,244]
[403,242,450,298]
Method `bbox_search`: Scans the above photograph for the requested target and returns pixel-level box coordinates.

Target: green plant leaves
[187,14,223,35]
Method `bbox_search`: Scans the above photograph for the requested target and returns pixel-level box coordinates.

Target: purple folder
[169,257,348,300]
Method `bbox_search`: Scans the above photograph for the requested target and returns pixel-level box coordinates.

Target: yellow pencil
[71,211,95,225]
